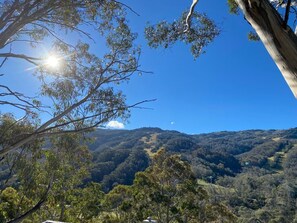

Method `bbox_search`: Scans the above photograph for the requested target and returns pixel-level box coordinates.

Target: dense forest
[2,124,297,222]
[87,127,297,222]
[10,126,292,222]
[1,125,297,222]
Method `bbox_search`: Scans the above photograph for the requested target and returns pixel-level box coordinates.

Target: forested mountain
[89,127,297,222]
[2,127,297,222]
[89,127,296,187]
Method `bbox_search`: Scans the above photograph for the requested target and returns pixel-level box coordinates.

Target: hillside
[89,127,297,188]
[89,127,297,222]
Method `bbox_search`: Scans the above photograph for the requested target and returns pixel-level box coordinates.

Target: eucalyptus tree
[0,1,142,221]
[0,131,103,223]
[0,0,221,159]
[0,0,147,157]
[104,149,237,223]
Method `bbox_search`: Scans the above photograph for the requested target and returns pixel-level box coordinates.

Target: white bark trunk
[236,0,297,98]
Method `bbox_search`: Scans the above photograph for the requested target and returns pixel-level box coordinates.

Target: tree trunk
[236,0,297,98]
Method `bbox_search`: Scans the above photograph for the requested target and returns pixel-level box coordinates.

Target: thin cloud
[106,120,125,129]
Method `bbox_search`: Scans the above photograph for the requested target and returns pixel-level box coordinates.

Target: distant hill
[88,127,297,191]
[88,127,297,221]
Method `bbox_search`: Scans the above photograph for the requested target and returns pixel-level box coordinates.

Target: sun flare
[45,54,60,69]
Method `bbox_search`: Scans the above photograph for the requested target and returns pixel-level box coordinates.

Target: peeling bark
[236,0,297,98]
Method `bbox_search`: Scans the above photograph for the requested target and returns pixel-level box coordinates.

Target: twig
[114,1,140,16]
[0,57,8,68]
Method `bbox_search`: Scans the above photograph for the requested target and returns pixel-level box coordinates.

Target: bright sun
[45,55,60,69]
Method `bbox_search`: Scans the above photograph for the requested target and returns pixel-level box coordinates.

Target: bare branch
[3,39,43,48]
[38,99,156,134]
[284,0,292,27]
[113,1,140,16]
[0,98,155,157]
[0,53,40,65]
[0,57,8,68]
[0,85,42,111]
[184,0,199,32]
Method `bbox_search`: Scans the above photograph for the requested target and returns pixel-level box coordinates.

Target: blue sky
[118,0,297,134]
[2,1,297,134]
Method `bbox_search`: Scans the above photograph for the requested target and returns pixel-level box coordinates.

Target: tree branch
[113,1,140,16]
[6,177,53,223]
[0,85,43,112]
[0,53,40,65]
[184,0,199,32]
[284,0,292,27]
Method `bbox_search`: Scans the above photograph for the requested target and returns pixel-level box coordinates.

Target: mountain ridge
[87,126,297,222]
[88,126,297,190]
